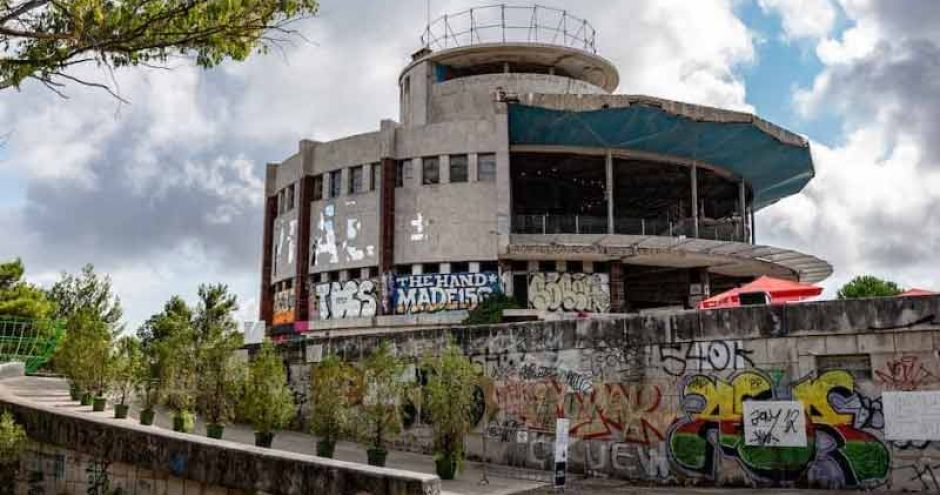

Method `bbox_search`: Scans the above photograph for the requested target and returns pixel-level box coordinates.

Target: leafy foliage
[0,0,319,93]
[837,275,903,299]
[357,342,404,450]
[110,335,142,406]
[0,259,54,320]
[47,263,122,330]
[240,340,294,434]
[422,343,476,467]
[462,293,520,325]
[195,330,245,425]
[137,296,192,349]
[56,308,113,395]
[0,411,26,464]
[308,354,354,444]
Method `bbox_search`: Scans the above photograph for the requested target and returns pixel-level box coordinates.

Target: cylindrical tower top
[421,4,597,53]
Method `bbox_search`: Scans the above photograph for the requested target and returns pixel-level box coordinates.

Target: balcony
[511,214,750,242]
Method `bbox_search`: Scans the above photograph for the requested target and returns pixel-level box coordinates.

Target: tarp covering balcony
[508,103,815,209]
[698,275,822,309]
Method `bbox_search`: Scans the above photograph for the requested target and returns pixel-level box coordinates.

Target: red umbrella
[900,288,936,297]
[698,275,823,310]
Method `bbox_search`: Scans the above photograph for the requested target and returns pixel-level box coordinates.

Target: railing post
[501,4,506,43]
[641,218,645,236]
[575,215,580,234]
[691,164,699,238]
[541,214,547,235]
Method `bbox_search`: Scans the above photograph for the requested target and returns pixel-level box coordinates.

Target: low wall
[289,295,940,491]
[0,383,440,495]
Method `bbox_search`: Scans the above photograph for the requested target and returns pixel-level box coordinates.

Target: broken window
[422,156,440,185]
[449,154,468,183]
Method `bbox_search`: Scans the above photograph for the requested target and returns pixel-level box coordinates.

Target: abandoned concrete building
[259,5,831,336]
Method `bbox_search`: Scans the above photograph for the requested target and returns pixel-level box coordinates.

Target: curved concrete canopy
[507,234,833,284]
[401,43,620,92]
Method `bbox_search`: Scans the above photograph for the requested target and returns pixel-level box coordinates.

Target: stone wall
[291,295,940,491]
[0,384,440,495]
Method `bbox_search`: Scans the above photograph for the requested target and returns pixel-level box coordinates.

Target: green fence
[0,316,64,374]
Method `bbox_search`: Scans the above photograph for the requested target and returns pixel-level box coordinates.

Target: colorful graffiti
[667,370,890,487]
[392,272,500,314]
[658,340,754,377]
[313,279,378,320]
[272,287,295,325]
[528,272,610,313]
[876,355,939,391]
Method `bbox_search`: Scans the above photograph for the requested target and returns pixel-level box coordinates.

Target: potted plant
[135,348,160,426]
[240,341,294,447]
[309,354,354,458]
[88,329,113,412]
[0,411,26,489]
[196,333,245,439]
[422,343,477,480]
[110,336,142,419]
[157,329,198,433]
[357,342,404,467]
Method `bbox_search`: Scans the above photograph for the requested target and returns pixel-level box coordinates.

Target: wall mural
[528,272,611,313]
[273,217,296,274]
[272,287,295,325]
[312,279,378,320]
[392,272,500,314]
[312,203,375,268]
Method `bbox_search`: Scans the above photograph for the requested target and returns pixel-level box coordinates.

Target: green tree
[357,342,405,466]
[463,294,520,325]
[47,263,122,329]
[111,336,143,410]
[837,275,903,300]
[422,343,477,480]
[0,258,54,320]
[309,354,354,458]
[0,411,26,490]
[137,295,192,349]
[240,340,294,447]
[1,0,318,92]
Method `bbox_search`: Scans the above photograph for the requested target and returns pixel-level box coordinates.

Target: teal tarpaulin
[508,104,814,210]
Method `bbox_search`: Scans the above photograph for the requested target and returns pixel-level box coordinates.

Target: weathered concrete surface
[0,378,441,495]
[286,296,940,492]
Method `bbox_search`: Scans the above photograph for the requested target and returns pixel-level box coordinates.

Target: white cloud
[758,0,838,40]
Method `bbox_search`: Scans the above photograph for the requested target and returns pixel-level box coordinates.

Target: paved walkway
[4,375,544,495]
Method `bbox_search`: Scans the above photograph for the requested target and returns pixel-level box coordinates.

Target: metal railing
[421,4,597,53]
[513,214,751,242]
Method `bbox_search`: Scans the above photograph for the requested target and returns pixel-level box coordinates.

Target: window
[286,184,294,210]
[480,261,499,273]
[329,170,342,198]
[396,161,406,188]
[817,354,872,380]
[422,156,440,185]
[449,154,468,183]
[567,260,583,273]
[312,174,323,201]
[478,153,496,182]
[349,165,364,194]
[422,262,439,274]
[451,261,469,273]
[370,163,380,191]
[539,260,556,273]
[511,260,529,272]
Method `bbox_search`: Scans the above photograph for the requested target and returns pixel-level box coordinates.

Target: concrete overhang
[505,234,833,284]
[400,42,619,92]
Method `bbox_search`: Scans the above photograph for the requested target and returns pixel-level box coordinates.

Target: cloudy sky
[1,0,937,328]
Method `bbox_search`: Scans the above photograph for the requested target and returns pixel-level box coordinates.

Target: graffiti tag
[392,272,500,314]
[528,272,610,313]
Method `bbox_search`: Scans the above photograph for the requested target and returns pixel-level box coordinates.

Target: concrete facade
[284,295,940,492]
[259,7,831,334]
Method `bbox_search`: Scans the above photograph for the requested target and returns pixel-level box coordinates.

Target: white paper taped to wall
[883,391,940,440]
[743,400,807,447]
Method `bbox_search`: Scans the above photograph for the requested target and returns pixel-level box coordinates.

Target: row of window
[278,153,498,209]
[311,261,501,284]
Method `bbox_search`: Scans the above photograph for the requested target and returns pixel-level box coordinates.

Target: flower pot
[114,404,129,419]
[139,409,156,426]
[255,431,274,448]
[69,385,82,401]
[316,439,336,458]
[435,453,459,480]
[80,393,93,406]
[173,413,195,433]
[92,397,107,412]
[206,423,225,439]
[367,447,388,467]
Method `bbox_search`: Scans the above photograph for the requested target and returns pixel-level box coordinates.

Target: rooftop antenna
[425,0,431,49]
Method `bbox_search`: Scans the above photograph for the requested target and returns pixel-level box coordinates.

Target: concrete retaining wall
[0,386,440,495]
[291,295,940,491]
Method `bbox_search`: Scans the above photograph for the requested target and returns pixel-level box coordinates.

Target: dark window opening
[451,261,469,273]
[312,175,323,201]
[511,260,529,272]
[329,170,342,198]
[286,184,294,210]
[480,261,499,273]
[511,153,607,234]
[538,261,556,273]
[478,153,496,182]
[370,163,380,191]
[422,157,440,185]
[567,261,583,273]
[349,165,364,194]
[396,161,406,188]
[422,262,439,274]
[449,155,468,183]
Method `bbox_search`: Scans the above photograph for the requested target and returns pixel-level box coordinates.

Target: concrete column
[738,180,747,242]
[293,175,315,324]
[691,164,699,238]
[606,149,614,234]
[378,158,397,274]
[259,194,278,326]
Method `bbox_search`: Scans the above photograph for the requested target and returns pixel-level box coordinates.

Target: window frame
[478,153,496,182]
[312,174,323,201]
[422,156,440,185]
[349,165,364,195]
[449,154,468,183]
[329,169,342,199]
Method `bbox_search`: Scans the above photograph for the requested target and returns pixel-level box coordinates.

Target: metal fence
[513,214,750,242]
[0,317,64,373]
[422,4,597,53]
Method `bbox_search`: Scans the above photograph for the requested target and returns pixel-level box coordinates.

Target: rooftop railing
[512,214,751,243]
[421,4,597,53]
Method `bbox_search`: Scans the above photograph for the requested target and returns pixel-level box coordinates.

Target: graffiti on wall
[312,203,375,267]
[658,340,754,377]
[392,272,500,314]
[876,356,939,391]
[313,279,378,320]
[528,272,610,313]
[667,369,890,487]
[273,217,297,274]
[272,287,295,325]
